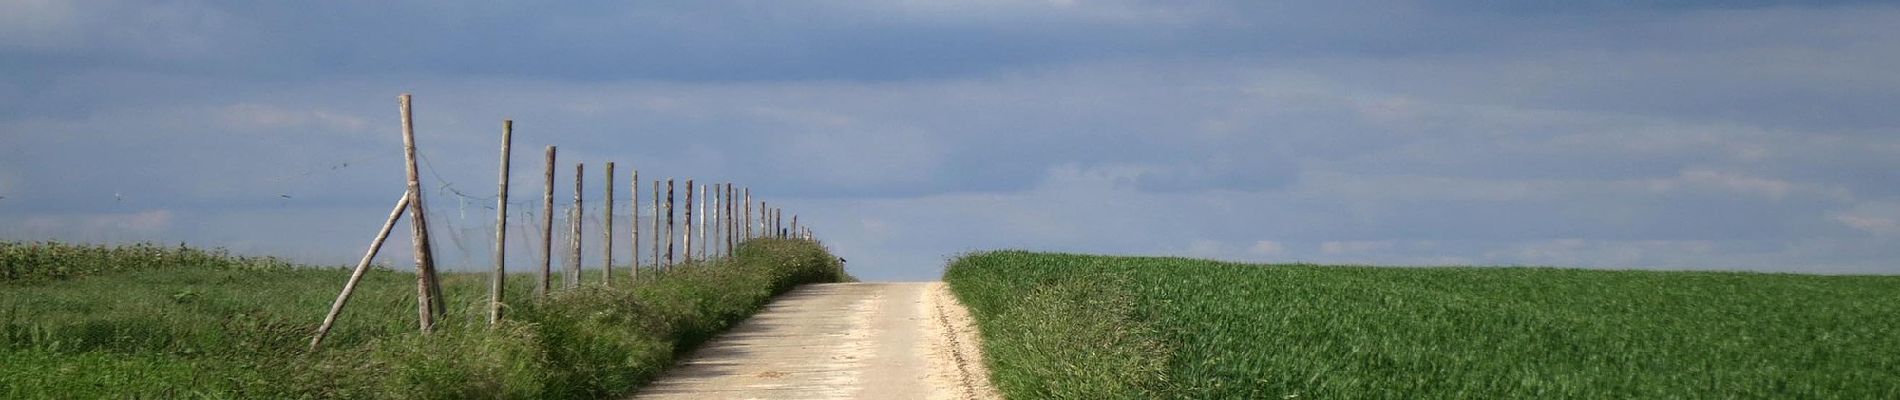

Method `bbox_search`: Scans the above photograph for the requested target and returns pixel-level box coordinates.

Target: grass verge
[0,239,847,399]
[944,250,1900,399]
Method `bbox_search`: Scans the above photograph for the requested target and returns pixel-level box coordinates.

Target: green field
[945,251,1900,399]
[0,240,847,399]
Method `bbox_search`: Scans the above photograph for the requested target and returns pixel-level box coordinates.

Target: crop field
[945,251,1900,399]
[0,240,847,399]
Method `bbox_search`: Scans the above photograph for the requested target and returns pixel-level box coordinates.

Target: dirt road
[631,282,1002,400]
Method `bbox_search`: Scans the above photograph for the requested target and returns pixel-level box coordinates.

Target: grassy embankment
[945,251,1900,399]
[0,239,847,399]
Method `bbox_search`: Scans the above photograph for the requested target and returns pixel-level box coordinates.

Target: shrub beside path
[632,282,1002,400]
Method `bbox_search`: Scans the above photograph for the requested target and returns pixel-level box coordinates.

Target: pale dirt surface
[922,282,1005,400]
[631,282,1002,400]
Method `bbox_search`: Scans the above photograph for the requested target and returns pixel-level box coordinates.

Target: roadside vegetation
[945,250,1900,399]
[0,239,847,399]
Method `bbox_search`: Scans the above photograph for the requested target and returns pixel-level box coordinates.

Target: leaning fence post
[397,94,442,334]
[311,192,410,351]
[489,120,512,325]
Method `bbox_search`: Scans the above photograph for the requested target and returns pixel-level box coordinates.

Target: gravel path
[631,282,1002,400]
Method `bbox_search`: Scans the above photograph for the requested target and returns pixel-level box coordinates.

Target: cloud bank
[2,1,1896,280]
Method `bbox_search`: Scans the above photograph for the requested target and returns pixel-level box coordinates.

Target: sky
[2,0,1897,281]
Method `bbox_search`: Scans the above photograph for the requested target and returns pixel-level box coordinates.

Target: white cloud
[858,217,893,235]
[13,209,174,239]
[1834,215,1896,234]
[1483,239,1718,268]
[215,103,371,134]
[1320,240,1392,255]
[1673,168,1795,200]
[1247,240,1285,256]
[1186,239,1228,258]
[780,127,947,187]
[1831,201,1900,235]
[0,0,80,49]
[1036,163,1145,192]
[869,0,1204,25]
[0,1,238,60]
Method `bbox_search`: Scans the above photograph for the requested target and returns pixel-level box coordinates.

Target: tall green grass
[2,242,295,282]
[945,251,1900,399]
[0,239,847,399]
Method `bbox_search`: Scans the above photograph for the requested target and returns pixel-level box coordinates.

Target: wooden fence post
[684,179,695,264]
[538,146,555,298]
[539,145,554,297]
[652,179,661,271]
[490,120,512,325]
[397,94,442,334]
[698,184,707,261]
[603,162,614,287]
[569,163,583,289]
[722,183,729,255]
[720,184,729,253]
[718,184,727,253]
[744,190,752,239]
[311,192,410,351]
[665,179,675,270]
[638,168,646,280]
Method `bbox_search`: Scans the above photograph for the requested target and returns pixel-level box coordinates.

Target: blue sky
[2,1,1897,280]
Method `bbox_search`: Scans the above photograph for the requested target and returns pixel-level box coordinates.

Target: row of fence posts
[309,94,820,351]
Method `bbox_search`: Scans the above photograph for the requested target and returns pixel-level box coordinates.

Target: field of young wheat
[945,251,1900,399]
